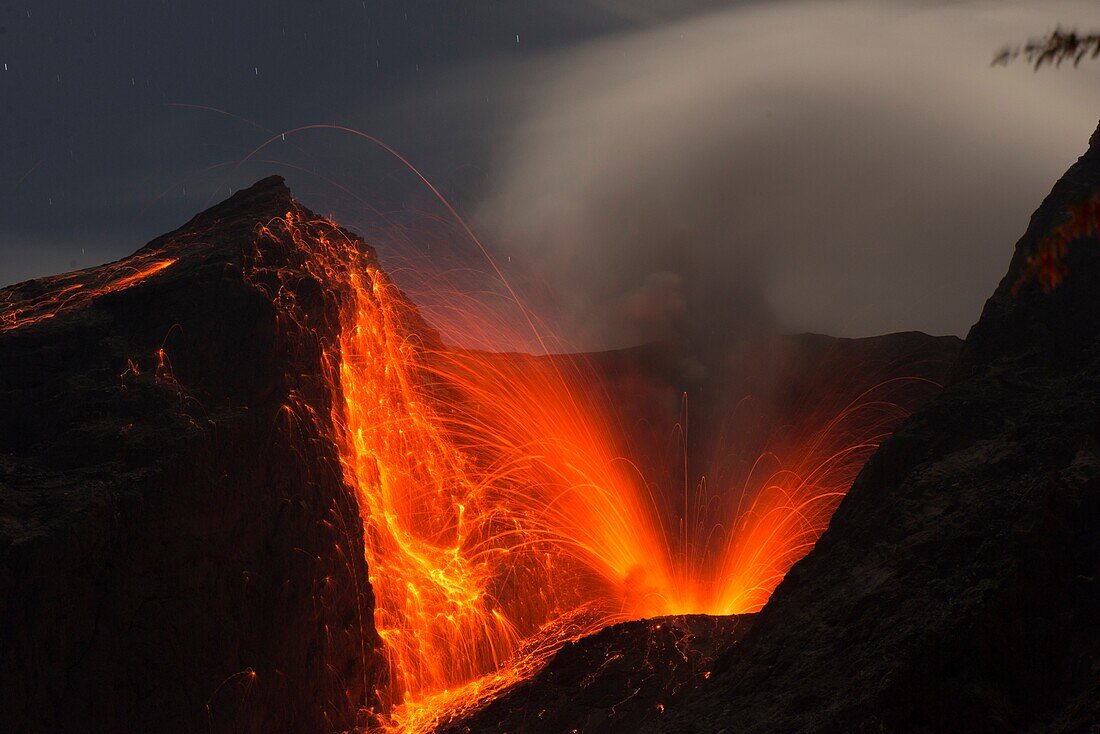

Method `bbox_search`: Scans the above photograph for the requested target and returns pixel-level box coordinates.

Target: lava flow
[250,208,925,733]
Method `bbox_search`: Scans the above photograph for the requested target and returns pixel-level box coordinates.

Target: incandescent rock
[0,177,384,734]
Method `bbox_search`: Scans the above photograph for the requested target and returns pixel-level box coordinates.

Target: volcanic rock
[644,124,1100,731]
[0,177,384,734]
[440,614,752,734]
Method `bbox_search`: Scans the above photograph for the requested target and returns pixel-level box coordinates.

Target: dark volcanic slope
[649,125,1100,732]
[0,178,383,734]
[443,615,751,734]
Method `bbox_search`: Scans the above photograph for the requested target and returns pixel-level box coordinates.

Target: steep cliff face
[650,125,1100,732]
[961,121,1100,376]
[0,177,383,733]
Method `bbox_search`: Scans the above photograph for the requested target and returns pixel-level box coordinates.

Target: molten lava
[252,210,920,732]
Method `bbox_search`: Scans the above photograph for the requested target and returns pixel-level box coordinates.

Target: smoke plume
[476,0,1100,351]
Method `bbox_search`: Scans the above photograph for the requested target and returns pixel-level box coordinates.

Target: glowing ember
[0,256,176,331]
[252,209,921,732]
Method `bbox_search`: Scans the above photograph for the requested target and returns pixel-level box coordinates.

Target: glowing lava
[253,210,921,732]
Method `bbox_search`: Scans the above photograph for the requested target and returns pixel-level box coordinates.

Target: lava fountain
[247,205,931,733]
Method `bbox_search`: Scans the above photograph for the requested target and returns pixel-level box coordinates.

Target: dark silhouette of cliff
[0,177,383,734]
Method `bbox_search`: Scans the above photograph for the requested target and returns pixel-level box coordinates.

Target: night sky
[3,1,1100,348]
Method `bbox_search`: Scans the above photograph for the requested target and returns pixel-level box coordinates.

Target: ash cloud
[476,0,1100,351]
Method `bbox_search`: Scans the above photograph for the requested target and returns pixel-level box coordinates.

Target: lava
[251,208,925,732]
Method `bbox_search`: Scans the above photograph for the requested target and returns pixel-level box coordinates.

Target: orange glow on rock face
[254,210,918,732]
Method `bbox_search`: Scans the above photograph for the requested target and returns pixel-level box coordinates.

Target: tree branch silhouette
[994,27,1100,70]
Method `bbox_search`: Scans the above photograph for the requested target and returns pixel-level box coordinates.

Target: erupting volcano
[254,204,942,731]
[4,133,1100,730]
[6,0,1100,726]
[0,177,959,733]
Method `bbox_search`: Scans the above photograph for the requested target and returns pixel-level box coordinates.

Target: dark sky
[3,0,1100,348]
[0,1,625,271]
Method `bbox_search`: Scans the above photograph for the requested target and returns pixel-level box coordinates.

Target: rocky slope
[0,177,383,734]
[441,615,752,734]
[641,124,1100,732]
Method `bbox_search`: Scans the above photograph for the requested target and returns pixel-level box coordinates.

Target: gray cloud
[6,0,1099,355]
[476,0,1100,349]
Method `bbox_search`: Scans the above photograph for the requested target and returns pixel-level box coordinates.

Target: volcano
[449,124,1100,733]
[2,116,1097,734]
[0,176,954,733]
